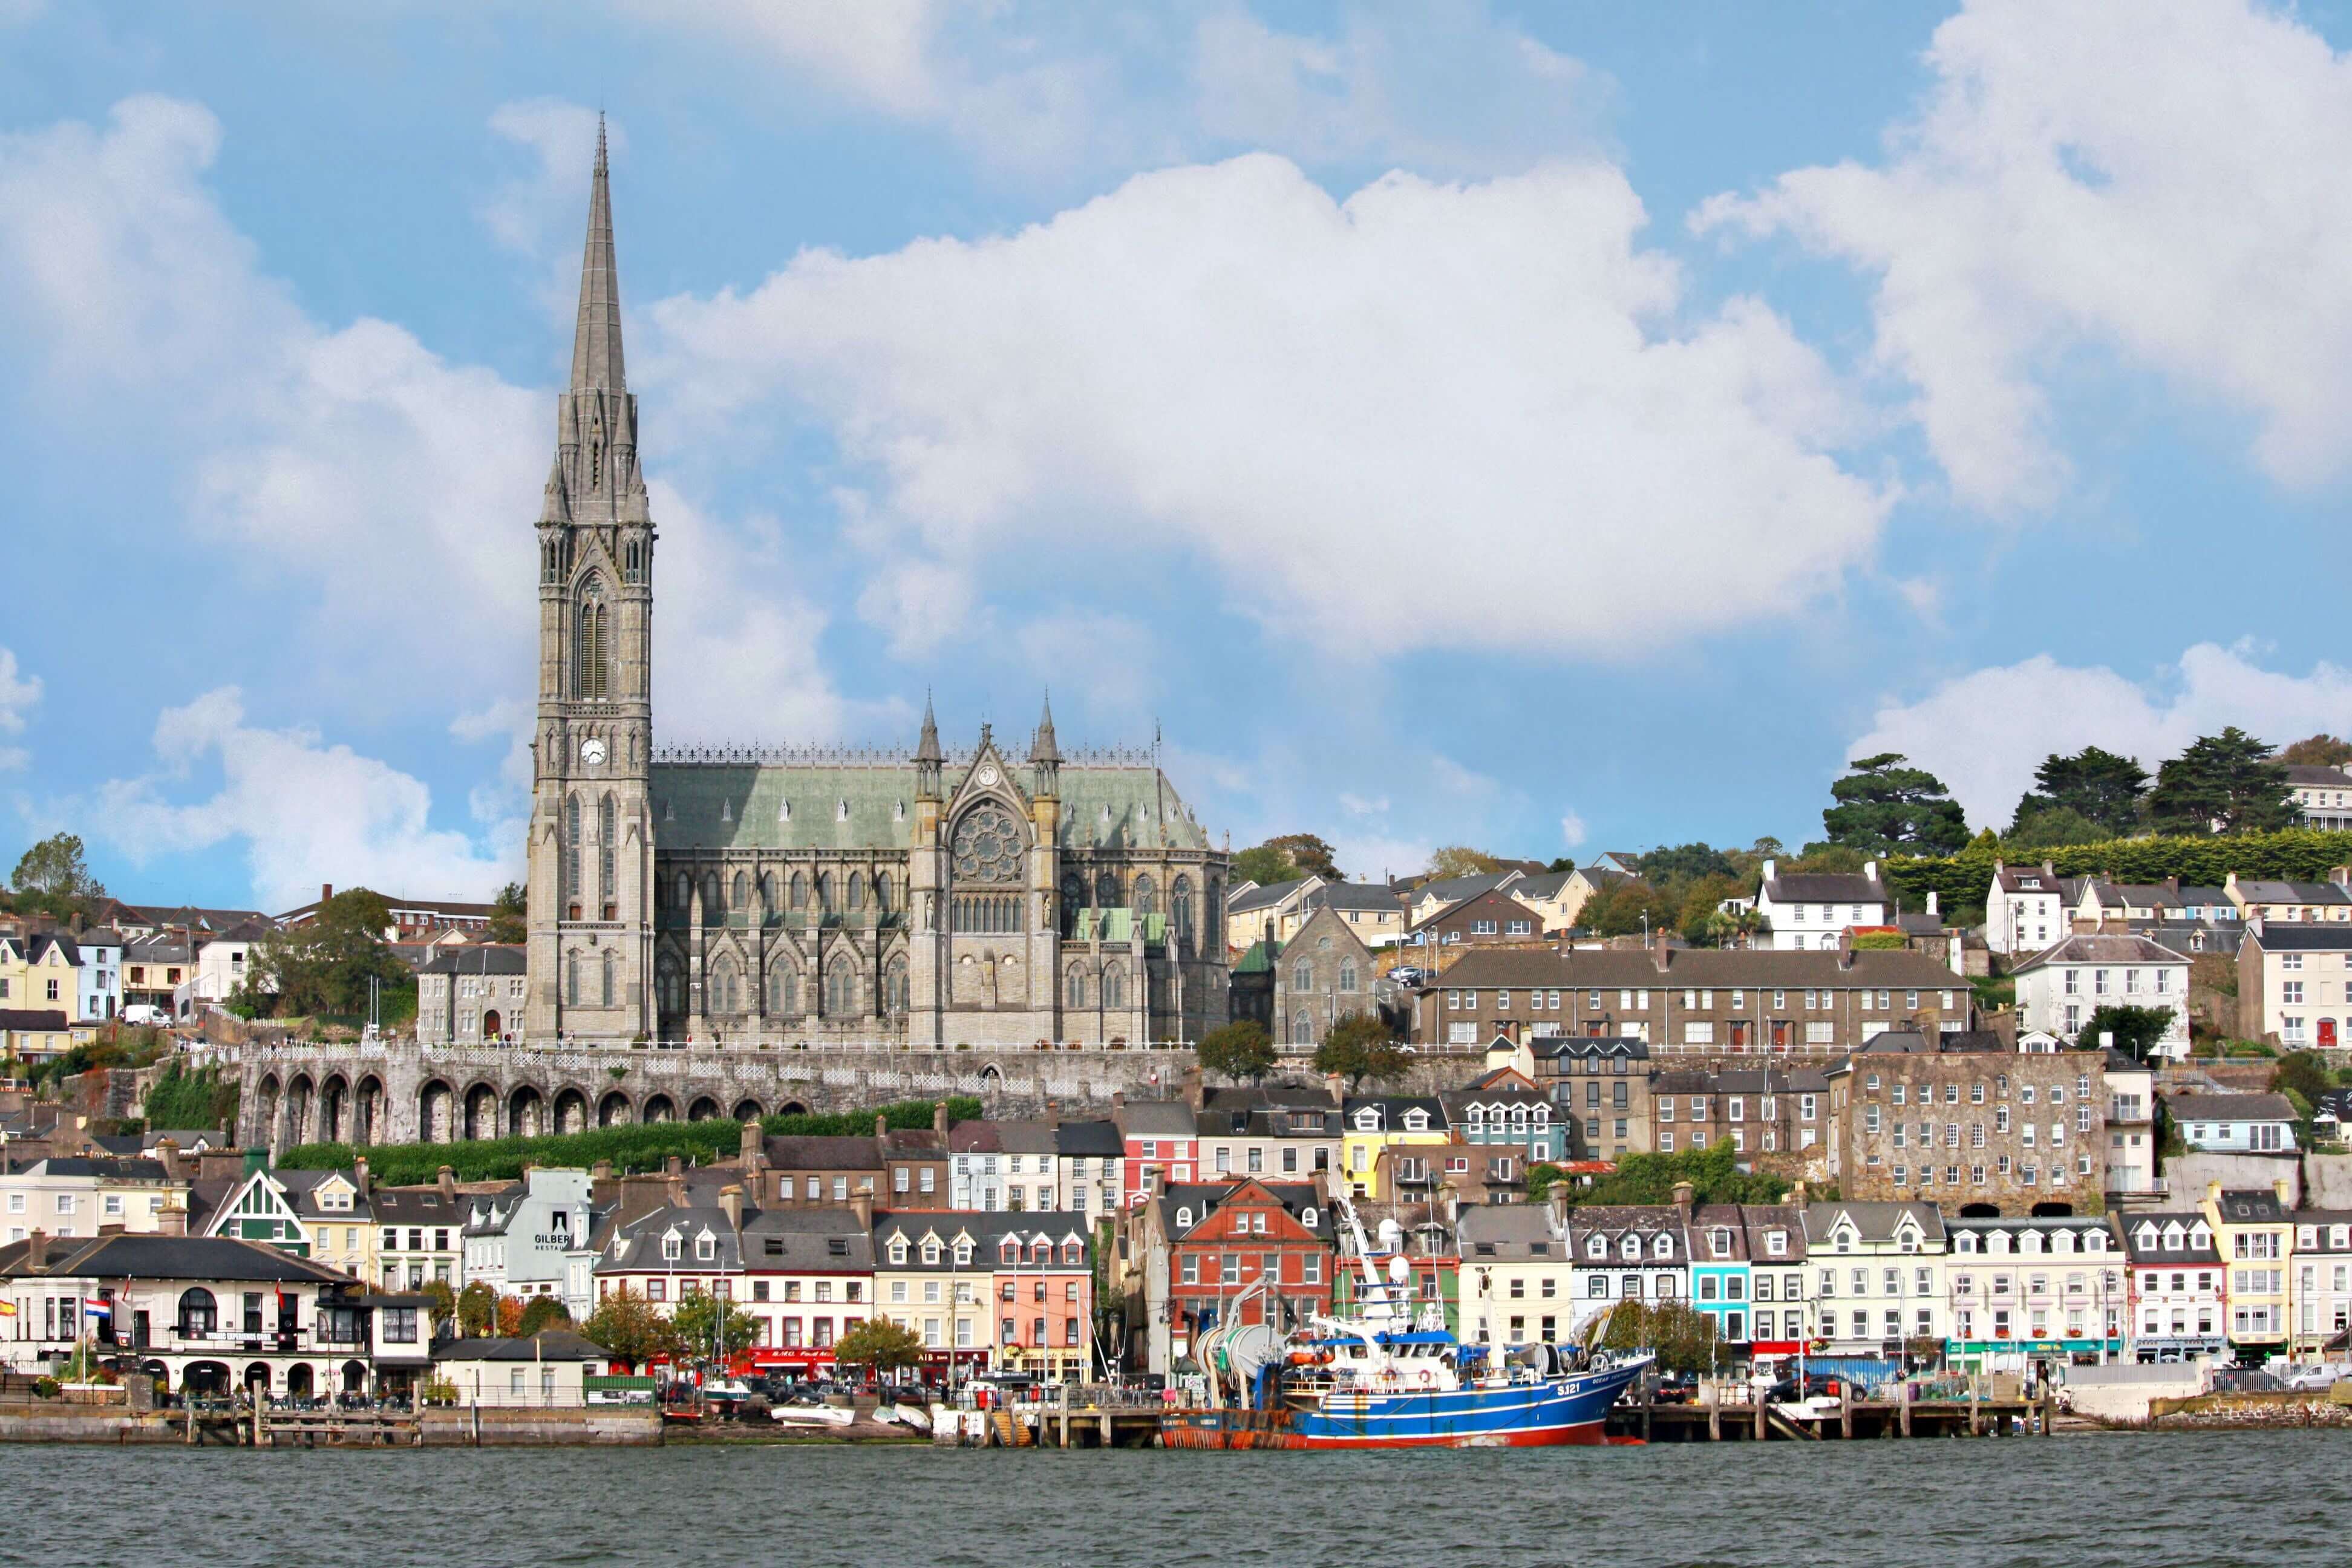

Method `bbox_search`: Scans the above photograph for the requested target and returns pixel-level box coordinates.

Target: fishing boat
[1161,1198,1651,1450]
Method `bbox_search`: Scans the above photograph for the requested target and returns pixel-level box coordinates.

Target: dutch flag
[83,1299,110,1322]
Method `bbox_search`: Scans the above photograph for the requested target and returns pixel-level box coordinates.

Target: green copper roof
[649,760,1213,854]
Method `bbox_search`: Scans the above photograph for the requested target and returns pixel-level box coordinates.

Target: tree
[1196,1019,1276,1083]
[2276,1050,2334,1108]
[456,1282,499,1337]
[420,1280,457,1333]
[1425,846,1503,881]
[2146,729,2296,835]
[2011,746,2149,838]
[251,887,407,1016]
[671,1287,760,1364]
[1578,880,1678,938]
[2279,734,2352,767]
[2078,1004,2175,1063]
[487,881,527,944]
[1232,844,1302,887]
[2002,806,2106,851]
[1553,1140,1788,1210]
[515,1295,572,1336]
[495,1295,527,1336]
[10,832,105,900]
[581,1284,667,1370]
[834,1316,926,1378]
[1261,834,1342,881]
[1314,1013,1410,1091]
[1820,754,1970,855]
[1597,1299,1719,1375]
[1637,843,1739,887]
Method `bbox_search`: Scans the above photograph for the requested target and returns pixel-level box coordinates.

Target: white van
[120,1004,170,1027]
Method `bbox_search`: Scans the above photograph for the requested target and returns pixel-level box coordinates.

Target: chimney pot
[353,1155,370,1198]
[874,1114,887,1139]
[321,884,332,904]
[719,1184,743,1233]
[437,1165,456,1202]
[851,1190,874,1230]
[27,1229,45,1269]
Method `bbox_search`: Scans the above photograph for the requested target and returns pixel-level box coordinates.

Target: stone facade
[1827,1041,2107,1217]
[521,127,1230,1050]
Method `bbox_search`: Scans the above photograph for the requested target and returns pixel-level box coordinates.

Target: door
[2322,1019,2339,1048]
[483,1009,501,1039]
[1771,1021,1790,1051]
[1728,1021,1750,1051]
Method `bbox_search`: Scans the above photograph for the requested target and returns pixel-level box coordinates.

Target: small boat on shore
[771,1403,856,1427]
[871,1403,932,1432]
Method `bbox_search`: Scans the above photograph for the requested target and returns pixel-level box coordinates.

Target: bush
[1880,828,2352,922]
[277,1097,983,1185]
[144,1060,238,1132]
[31,1377,58,1399]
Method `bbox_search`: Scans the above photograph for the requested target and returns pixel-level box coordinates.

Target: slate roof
[371,1185,468,1224]
[595,1203,746,1273]
[0,1009,70,1031]
[1455,1203,1561,1259]
[742,1205,878,1269]
[433,1331,611,1364]
[2247,923,2352,952]
[2167,1093,2298,1124]
[1532,1036,1651,1064]
[1760,871,1887,904]
[1342,1096,1447,1132]
[23,1156,168,1181]
[1563,1205,1688,1261]
[0,1233,353,1284]
[1441,947,1965,990]
[1054,1120,1125,1158]
[1411,872,1518,906]
[1305,881,1408,914]
[872,1209,1094,1266]
[2284,764,2352,786]
[2011,933,2189,971]
[1802,1201,1945,1246]
[1114,1100,1198,1138]
[1154,1181,1324,1241]
[1228,879,1307,914]
[2232,880,2352,907]
[2115,1211,2219,1264]
[417,946,527,976]
[761,1134,883,1170]
[2213,1189,2292,1224]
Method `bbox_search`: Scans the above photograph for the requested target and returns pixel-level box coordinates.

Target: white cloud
[647,154,1888,659]
[0,96,848,748]
[0,648,38,772]
[618,0,944,117]
[482,99,615,259]
[1849,642,2352,829]
[1699,0,2352,508]
[1328,831,1429,887]
[1338,792,1389,817]
[1559,809,1587,850]
[96,688,516,911]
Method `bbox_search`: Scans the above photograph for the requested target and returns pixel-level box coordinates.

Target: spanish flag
[0,1302,16,1318]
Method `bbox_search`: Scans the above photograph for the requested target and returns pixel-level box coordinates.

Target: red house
[1155,1179,1336,1346]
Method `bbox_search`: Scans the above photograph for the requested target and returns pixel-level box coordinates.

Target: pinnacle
[570,119,626,394]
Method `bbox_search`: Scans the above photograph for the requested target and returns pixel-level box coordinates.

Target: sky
[6,0,2352,913]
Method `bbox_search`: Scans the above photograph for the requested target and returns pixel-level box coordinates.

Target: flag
[0,1301,16,1317]
[83,1298,110,1321]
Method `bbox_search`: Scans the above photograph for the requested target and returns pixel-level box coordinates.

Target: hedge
[1880,828,2352,920]
[277,1096,983,1185]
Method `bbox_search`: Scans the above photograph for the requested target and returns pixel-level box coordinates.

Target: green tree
[1821,754,1970,855]
[1232,844,1302,887]
[2146,728,2295,836]
[671,1287,760,1363]
[581,1284,667,1370]
[456,1281,498,1337]
[1578,879,1678,938]
[1261,834,1342,881]
[487,881,527,945]
[1314,1012,1410,1091]
[2079,1004,2175,1063]
[2003,805,2108,851]
[2011,746,2150,837]
[1597,1299,1718,1375]
[2279,734,2352,767]
[10,832,105,900]
[2276,1050,2334,1108]
[419,1280,457,1333]
[1196,1019,1276,1083]
[252,887,407,1016]
[515,1295,572,1335]
[1553,1140,1788,1210]
[1637,843,1739,887]
[834,1316,926,1378]
[1425,846,1504,881]
[1788,844,1867,874]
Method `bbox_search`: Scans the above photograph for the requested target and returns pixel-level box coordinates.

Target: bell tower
[526,119,657,1042]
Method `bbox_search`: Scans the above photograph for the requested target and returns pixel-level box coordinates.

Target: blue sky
[6,0,2352,912]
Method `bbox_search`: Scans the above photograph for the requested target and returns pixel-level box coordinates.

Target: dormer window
[661,1232,682,1262]
[1651,1236,1672,1259]
[1302,1209,1319,1230]
[889,1238,909,1266]
[953,1240,974,1267]
[1000,1239,1020,1265]
[1765,1231,1787,1258]
[1621,1236,1641,1261]
[1956,1233,1977,1254]
[1587,1237,1607,1260]
[1175,1206,1194,1230]
[1709,1227,1732,1255]
[921,1240,942,1266]
[2137,1224,2159,1250]
[1062,1241,1083,1265]
[696,1232,716,1262]
[1403,1111,1428,1132]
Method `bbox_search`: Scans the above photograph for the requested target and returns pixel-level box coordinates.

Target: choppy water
[5,1432,2346,1567]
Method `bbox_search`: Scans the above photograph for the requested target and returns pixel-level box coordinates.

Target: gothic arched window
[872,872,892,915]
[1135,875,1157,916]
[600,949,616,1007]
[732,871,748,912]
[768,964,799,1017]
[1293,1011,1315,1047]
[564,949,580,1007]
[1292,961,1312,993]
[884,956,908,1015]
[1172,875,1194,943]
[1339,961,1358,992]
[759,872,776,915]
[1060,874,1083,936]
[1102,963,1126,1010]
[816,872,834,913]
[703,872,720,915]
[711,957,739,1013]
[1096,871,1119,909]
[573,578,610,701]
[1065,966,1088,1009]
[598,794,617,905]
[564,794,582,910]
[1206,878,1222,948]
[952,805,1024,884]
[848,873,867,913]
[825,962,854,1016]
[656,954,683,1017]
[790,871,807,910]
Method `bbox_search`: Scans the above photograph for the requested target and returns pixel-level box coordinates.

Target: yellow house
[0,934,80,1050]
[1340,1096,1451,1201]
[2203,1180,2294,1360]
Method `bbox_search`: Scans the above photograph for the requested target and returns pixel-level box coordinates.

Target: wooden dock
[1606,1387,2053,1442]
[177,1404,423,1447]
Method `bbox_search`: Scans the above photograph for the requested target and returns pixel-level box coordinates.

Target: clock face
[975,763,999,787]
[580,737,607,766]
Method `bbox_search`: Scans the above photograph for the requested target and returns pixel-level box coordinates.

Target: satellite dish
[1387,1254,1410,1284]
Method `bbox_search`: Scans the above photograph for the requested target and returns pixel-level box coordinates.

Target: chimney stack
[27,1229,45,1269]
[740,1121,763,1172]
[437,1165,456,1203]
[154,1137,183,1186]
[718,1183,743,1235]
[1791,1180,1809,1207]
[1112,1091,1126,1109]
[353,1155,371,1199]
[932,1102,949,1137]
[321,884,333,904]
[158,1197,188,1238]
[1651,928,1671,973]
[591,1159,614,1181]
[850,1190,874,1230]
[874,1114,887,1139]
[1926,890,1939,918]
[665,1160,688,1210]
[1671,1180,1694,1220]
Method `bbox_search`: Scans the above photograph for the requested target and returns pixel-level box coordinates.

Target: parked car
[1649,1370,1699,1405]
[1765,1373,1845,1404]
[2280,1362,2352,1392]
[120,1004,169,1027]
[1387,967,1426,988]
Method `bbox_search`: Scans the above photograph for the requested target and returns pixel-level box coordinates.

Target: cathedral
[522,128,1232,1047]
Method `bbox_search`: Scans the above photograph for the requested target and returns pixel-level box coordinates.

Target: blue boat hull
[1163,1358,1651,1449]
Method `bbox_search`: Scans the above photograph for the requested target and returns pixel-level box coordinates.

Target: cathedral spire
[915,691,942,762]
[1028,690,1062,765]
[569,115,626,395]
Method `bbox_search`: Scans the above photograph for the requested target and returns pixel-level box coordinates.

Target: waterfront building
[740,1206,875,1376]
[2289,1210,2352,1360]
[460,1168,600,1319]
[204,1161,376,1280]
[592,1197,746,1322]
[1114,1099,1199,1207]
[1457,1203,1575,1349]
[2115,1209,2226,1363]
[1133,1180,1331,1376]
[1941,1214,2125,1372]
[370,1174,466,1293]
[981,1215,1093,1382]
[1563,1200,1691,1313]
[0,1230,399,1400]
[1801,1202,1947,1359]
[1650,1066,1831,1176]
[869,1212,1007,1383]
[2201,1182,2295,1362]
[431,1331,615,1406]
[1733,1204,1811,1367]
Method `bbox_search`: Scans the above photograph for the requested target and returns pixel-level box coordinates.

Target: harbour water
[10,1431,2347,1567]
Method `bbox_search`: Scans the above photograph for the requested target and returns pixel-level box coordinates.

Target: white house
[1986,862,2074,957]
[460,1168,600,1319]
[2009,934,2190,1059]
[2102,1056,2157,1200]
[1754,861,1889,952]
[74,929,122,1024]
[2117,1211,2226,1364]
[1800,1201,1947,1357]
[2167,1093,2299,1155]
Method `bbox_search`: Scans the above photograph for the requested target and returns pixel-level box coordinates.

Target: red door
[2322,1019,2339,1048]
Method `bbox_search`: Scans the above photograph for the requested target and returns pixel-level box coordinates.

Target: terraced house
[1941,1214,2125,1372]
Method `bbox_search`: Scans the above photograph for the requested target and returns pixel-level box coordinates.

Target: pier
[1607,1383,2053,1442]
